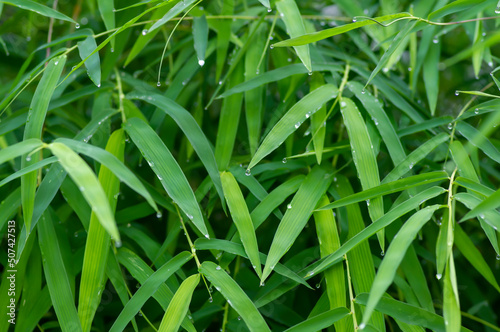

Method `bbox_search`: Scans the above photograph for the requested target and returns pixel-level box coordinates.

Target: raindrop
[157,82,161,87]
[474,108,479,114]
[127,223,131,228]
[237,316,242,321]
[409,162,414,169]
[382,67,389,73]
[340,101,347,107]
[408,67,412,71]
[359,323,366,330]
[361,89,366,94]
[270,45,274,49]
[156,211,162,219]
[455,91,459,96]
[447,123,453,130]
[496,254,500,260]
[256,69,260,75]
[187,214,194,220]
[433,37,439,44]
[209,296,213,303]
[287,58,292,62]
[245,169,251,176]
[282,157,287,164]
[260,281,265,286]
[352,17,357,22]
[267,8,272,12]
[495,6,500,14]
[436,273,442,280]
[75,23,80,29]
[305,111,312,118]
[216,265,221,270]
[97,83,101,88]
[287,203,292,209]
[380,251,385,257]
[142,29,148,35]
[366,199,370,207]
[198,59,205,66]
[26,36,31,41]
[115,240,122,248]
[205,234,210,239]
[79,186,85,192]
[110,48,114,53]
[26,155,31,161]
[218,80,222,85]
[74,232,79,237]
[308,71,313,76]
[294,122,301,128]
[316,283,321,289]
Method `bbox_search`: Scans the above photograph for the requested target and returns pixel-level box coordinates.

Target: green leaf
[22,55,66,232]
[276,0,311,72]
[272,13,411,47]
[423,38,440,115]
[148,0,198,33]
[318,171,448,211]
[124,117,208,237]
[193,15,208,65]
[78,130,124,332]
[194,238,311,289]
[109,252,193,332]
[1,0,75,22]
[340,97,384,249]
[48,142,120,242]
[261,166,333,283]
[54,138,158,212]
[219,63,341,98]
[38,210,83,332]
[248,84,338,170]
[199,261,271,332]
[158,274,200,332]
[97,0,115,48]
[355,294,472,332]
[360,205,441,327]
[221,171,262,277]
[308,186,446,276]
[347,81,405,166]
[77,33,101,87]
[382,133,449,183]
[0,138,43,165]
[456,121,500,164]
[283,307,350,332]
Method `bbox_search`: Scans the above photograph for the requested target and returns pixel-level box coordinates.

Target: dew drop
[115,240,122,248]
[308,71,313,76]
[495,6,500,14]
[366,199,370,207]
[245,169,251,176]
[97,83,101,88]
[408,67,412,71]
[474,108,479,114]
[380,251,385,257]
[187,214,194,220]
[75,23,80,29]
[382,67,389,73]
[287,203,292,209]
[359,323,366,330]
[287,57,292,62]
[142,29,148,35]
[361,89,366,94]
[255,69,260,75]
[436,273,442,280]
[316,283,321,289]
[455,90,459,96]
[352,17,357,22]
[260,281,265,286]
[209,296,213,303]
[267,8,272,12]
[205,234,210,239]
[26,155,31,161]
[198,59,205,66]
[156,211,162,219]
[409,162,414,169]
[127,223,131,228]
[294,122,301,128]
[433,37,439,44]
[282,157,287,164]
[218,80,222,85]
[447,123,453,130]
[270,45,274,49]
[496,254,500,260]
[340,101,347,107]
[157,82,161,87]
[216,265,221,270]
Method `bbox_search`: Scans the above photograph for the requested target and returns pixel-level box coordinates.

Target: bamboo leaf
[248,84,338,170]
[221,171,262,277]
[48,142,120,242]
[38,210,83,332]
[283,307,350,332]
[55,137,158,212]
[124,117,208,237]
[0,0,75,22]
[276,0,311,72]
[199,261,271,332]
[158,274,200,332]
[77,33,101,87]
[341,97,384,249]
[193,15,208,66]
[360,205,441,327]
[272,13,411,47]
[109,252,193,332]
[307,186,446,276]
[261,166,333,283]
[22,55,66,232]
[97,0,115,48]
